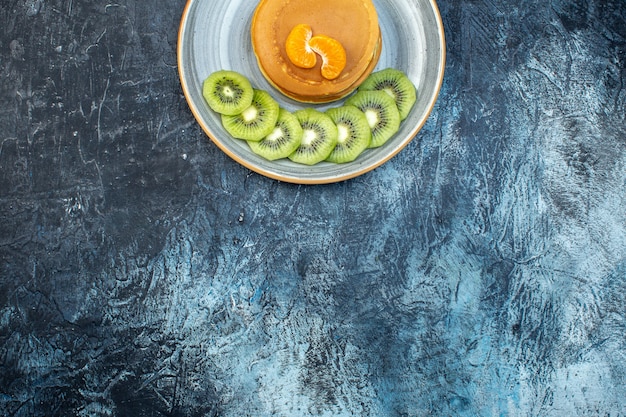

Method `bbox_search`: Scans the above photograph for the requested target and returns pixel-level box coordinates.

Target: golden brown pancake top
[251,0,380,102]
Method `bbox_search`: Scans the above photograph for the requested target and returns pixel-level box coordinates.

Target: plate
[178,0,446,184]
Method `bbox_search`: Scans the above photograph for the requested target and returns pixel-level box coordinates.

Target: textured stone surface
[1,0,625,416]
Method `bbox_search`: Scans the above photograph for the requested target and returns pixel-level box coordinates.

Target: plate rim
[177,0,446,184]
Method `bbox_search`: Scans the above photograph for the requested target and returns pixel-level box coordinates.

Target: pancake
[251,0,381,103]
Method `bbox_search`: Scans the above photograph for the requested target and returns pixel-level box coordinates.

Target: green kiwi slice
[221,89,280,141]
[346,90,401,148]
[288,108,338,165]
[358,68,416,120]
[203,70,254,115]
[248,108,303,160]
[325,105,371,163]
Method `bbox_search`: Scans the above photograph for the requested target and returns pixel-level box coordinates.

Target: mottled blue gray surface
[1,0,625,416]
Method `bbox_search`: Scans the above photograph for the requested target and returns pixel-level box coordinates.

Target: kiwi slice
[221,89,280,141]
[288,108,338,165]
[325,105,371,163]
[203,70,254,115]
[248,108,303,160]
[359,68,416,120]
[346,90,400,148]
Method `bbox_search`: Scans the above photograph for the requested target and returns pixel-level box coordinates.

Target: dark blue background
[1,0,625,416]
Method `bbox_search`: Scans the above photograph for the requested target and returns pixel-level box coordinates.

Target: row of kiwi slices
[202,68,416,165]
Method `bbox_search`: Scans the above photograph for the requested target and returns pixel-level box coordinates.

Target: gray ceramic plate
[178,0,445,184]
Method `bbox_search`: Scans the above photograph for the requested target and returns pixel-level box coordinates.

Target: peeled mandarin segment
[285,24,316,69]
[308,35,347,80]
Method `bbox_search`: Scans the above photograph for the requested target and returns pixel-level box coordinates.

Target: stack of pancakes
[251,0,381,103]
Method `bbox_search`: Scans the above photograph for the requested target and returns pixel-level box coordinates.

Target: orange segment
[308,35,347,80]
[285,24,316,69]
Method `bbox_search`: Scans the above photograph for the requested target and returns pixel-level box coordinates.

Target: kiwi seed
[359,68,416,120]
[346,90,401,148]
[203,70,254,115]
[248,108,303,160]
[325,105,371,163]
[288,108,338,165]
[221,89,280,141]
